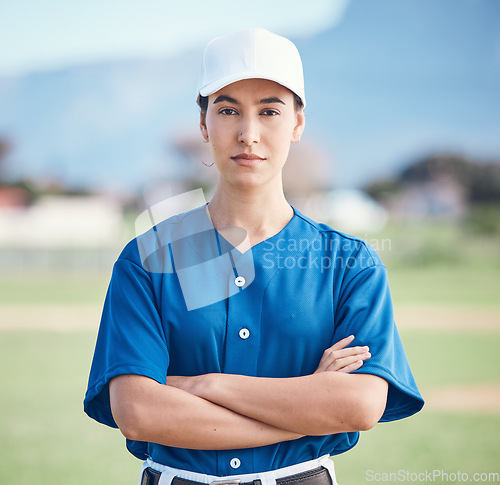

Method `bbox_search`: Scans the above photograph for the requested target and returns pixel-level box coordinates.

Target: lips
[231,153,265,166]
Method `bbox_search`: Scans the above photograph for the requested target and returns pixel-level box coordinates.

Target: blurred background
[0,0,499,484]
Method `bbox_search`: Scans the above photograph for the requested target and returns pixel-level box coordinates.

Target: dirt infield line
[395,304,500,331]
[1,303,499,414]
[423,384,500,414]
[0,304,102,331]
[0,303,499,331]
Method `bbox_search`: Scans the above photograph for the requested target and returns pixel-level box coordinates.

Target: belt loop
[259,476,276,485]
[138,462,149,485]
[320,459,338,485]
[159,470,177,485]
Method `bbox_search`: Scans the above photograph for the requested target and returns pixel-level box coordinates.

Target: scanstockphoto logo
[365,469,500,483]
[134,188,255,311]
[261,238,361,273]
[260,235,392,273]
[133,188,394,308]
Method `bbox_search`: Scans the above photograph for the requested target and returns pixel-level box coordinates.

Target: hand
[166,374,218,399]
[166,375,203,395]
[314,335,371,374]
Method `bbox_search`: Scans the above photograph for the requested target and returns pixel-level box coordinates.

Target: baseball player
[84,28,424,485]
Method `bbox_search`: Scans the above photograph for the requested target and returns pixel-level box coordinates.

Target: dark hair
[197,91,304,118]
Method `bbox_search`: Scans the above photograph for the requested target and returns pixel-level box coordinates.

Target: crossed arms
[109,335,388,450]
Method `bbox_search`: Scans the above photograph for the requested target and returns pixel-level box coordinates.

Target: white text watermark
[366,469,499,483]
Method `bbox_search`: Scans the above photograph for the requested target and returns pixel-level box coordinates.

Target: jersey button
[230,458,241,469]
[234,276,245,287]
[239,328,250,340]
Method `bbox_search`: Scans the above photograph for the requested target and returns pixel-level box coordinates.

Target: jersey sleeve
[334,246,424,422]
[83,240,169,429]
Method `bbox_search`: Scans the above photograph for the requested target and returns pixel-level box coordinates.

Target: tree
[366,153,500,205]
[0,137,12,186]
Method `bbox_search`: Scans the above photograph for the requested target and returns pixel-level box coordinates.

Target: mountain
[0,53,202,191]
[295,0,500,184]
[0,0,499,192]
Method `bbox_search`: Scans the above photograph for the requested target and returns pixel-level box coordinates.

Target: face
[200,78,305,189]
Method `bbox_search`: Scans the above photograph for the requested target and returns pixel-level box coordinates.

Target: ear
[291,111,305,143]
[200,113,209,142]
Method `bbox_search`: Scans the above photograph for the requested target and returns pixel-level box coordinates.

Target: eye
[261,109,279,116]
[219,108,238,115]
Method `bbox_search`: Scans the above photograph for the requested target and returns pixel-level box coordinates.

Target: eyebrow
[212,95,286,105]
[213,95,239,104]
[259,97,285,105]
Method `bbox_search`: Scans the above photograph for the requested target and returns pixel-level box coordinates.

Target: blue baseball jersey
[84,204,424,476]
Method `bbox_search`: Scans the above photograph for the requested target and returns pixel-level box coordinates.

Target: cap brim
[199,71,305,108]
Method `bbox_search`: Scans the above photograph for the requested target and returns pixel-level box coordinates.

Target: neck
[207,180,293,248]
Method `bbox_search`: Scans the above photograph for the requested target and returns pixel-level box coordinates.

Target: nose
[237,117,260,145]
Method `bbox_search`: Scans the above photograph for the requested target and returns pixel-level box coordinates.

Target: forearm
[110,374,303,450]
[189,372,388,435]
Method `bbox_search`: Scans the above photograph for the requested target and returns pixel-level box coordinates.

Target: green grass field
[1,219,499,484]
[0,270,110,305]
[0,331,138,485]
[0,262,499,307]
[0,326,499,485]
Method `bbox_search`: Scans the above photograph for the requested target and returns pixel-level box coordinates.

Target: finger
[336,359,365,373]
[316,345,368,373]
[329,334,355,351]
[327,345,370,359]
[320,345,370,367]
[324,351,371,372]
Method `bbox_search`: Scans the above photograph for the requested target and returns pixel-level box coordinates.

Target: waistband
[140,455,337,485]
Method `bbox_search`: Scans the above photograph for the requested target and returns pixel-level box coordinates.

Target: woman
[84,28,424,485]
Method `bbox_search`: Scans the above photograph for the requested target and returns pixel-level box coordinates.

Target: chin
[226,171,282,191]
[231,177,264,189]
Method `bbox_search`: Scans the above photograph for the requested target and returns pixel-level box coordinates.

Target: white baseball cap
[198,28,306,108]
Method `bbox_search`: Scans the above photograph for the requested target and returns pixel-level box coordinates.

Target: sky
[0,0,350,76]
